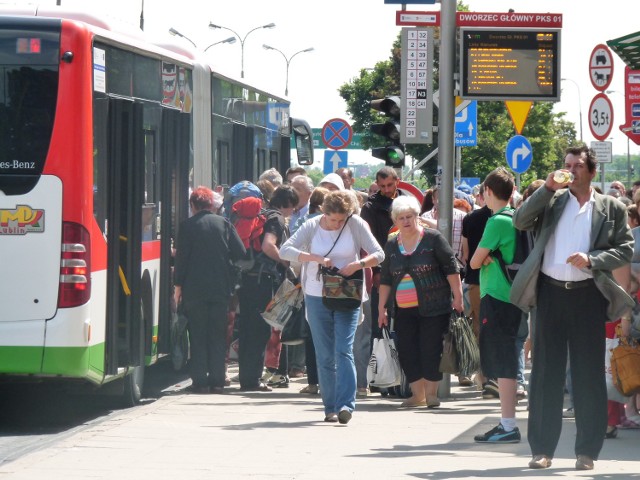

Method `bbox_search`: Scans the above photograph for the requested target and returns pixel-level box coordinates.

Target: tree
[338,2,578,190]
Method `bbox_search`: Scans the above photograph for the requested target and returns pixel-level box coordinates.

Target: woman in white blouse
[280,191,384,424]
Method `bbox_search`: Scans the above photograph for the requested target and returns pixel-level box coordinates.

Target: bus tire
[121,291,149,407]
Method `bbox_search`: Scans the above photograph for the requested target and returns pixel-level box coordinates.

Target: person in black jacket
[174,186,245,394]
[361,167,404,340]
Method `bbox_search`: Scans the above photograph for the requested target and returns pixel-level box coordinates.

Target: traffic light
[370,96,405,167]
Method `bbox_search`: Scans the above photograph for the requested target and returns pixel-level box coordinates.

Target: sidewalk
[1,367,638,480]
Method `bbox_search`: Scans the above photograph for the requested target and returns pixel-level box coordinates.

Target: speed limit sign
[588,93,614,141]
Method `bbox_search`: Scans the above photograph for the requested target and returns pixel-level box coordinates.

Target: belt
[540,273,593,290]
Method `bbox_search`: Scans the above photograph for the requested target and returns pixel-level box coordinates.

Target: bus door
[157,107,190,354]
[231,123,254,182]
[104,98,144,375]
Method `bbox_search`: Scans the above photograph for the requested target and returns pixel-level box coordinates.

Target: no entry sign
[321,118,353,150]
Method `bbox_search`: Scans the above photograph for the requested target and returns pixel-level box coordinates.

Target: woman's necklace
[398,227,424,255]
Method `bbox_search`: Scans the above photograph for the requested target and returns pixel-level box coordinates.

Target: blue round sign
[321,118,353,150]
[505,135,533,174]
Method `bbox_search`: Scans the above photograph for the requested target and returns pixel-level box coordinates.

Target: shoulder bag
[317,215,364,312]
[610,324,640,396]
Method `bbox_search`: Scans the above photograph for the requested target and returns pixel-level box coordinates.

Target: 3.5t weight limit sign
[589,93,614,141]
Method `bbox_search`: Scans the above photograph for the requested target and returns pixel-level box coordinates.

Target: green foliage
[337,1,579,191]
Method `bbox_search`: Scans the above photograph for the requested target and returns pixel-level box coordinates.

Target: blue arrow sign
[455,100,477,147]
[505,135,533,174]
[323,150,348,175]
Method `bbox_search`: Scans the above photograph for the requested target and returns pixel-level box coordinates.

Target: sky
[3,0,639,167]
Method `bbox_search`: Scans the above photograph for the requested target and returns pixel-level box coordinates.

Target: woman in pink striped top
[378,196,463,408]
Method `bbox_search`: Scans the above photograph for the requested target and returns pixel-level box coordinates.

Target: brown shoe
[458,376,474,387]
[300,384,319,394]
[528,455,552,469]
[576,455,594,470]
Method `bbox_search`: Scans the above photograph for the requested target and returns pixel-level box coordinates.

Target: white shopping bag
[367,327,402,388]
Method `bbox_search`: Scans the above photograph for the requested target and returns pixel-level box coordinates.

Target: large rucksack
[225,181,265,273]
[491,209,533,283]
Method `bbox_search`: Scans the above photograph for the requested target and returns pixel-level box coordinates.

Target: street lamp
[204,36,236,52]
[561,77,584,142]
[606,89,632,189]
[168,27,197,49]
[208,22,276,78]
[262,44,314,96]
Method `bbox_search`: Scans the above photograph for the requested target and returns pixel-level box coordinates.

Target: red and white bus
[0,6,313,405]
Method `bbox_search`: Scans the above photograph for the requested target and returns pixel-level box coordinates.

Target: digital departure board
[460,28,561,101]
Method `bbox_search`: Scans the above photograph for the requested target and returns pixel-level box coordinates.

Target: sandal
[618,415,640,429]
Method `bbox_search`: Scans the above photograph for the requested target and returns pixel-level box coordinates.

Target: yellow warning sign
[505,101,533,135]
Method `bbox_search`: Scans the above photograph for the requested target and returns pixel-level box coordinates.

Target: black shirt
[461,206,491,285]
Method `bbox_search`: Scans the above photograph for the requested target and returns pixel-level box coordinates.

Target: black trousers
[394,308,449,383]
[237,273,274,388]
[184,298,229,389]
[528,279,608,460]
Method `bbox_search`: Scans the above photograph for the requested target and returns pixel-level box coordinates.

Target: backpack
[223,180,262,217]
[491,209,533,283]
[225,181,265,273]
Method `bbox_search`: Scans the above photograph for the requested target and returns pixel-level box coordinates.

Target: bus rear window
[0,21,60,194]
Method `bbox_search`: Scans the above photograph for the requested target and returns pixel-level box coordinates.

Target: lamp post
[606,89,632,189]
[561,77,584,142]
[262,45,314,96]
[208,22,275,78]
[168,27,197,49]
[204,36,236,52]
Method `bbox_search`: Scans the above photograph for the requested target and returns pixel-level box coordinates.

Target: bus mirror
[291,117,314,166]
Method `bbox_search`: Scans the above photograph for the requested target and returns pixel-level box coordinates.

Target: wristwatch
[359,259,366,269]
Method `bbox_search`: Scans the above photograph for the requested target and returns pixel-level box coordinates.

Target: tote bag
[367,326,402,388]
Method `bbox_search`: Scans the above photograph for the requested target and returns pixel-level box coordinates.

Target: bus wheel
[121,298,147,407]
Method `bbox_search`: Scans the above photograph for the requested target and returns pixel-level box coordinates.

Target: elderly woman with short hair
[378,195,463,408]
[280,191,384,424]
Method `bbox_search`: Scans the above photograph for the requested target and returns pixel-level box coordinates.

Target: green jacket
[510,185,634,321]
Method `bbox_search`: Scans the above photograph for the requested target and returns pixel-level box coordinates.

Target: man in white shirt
[511,145,634,472]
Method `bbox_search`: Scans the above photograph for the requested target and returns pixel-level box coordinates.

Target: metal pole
[437,0,456,399]
[628,137,632,190]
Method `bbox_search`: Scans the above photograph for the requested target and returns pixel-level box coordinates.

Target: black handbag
[280,304,310,345]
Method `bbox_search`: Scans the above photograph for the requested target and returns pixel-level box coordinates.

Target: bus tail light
[58,222,91,308]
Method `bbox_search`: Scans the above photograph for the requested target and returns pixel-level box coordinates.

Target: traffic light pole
[437,0,457,399]
[437,0,456,249]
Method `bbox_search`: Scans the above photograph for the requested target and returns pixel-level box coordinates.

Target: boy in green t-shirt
[469,167,522,444]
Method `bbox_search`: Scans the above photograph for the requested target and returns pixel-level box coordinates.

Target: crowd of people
[172,145,640,467]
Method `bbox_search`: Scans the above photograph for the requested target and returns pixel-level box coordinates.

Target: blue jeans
[305,294,360,416]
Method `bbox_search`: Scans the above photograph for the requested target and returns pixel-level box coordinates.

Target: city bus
[0,6,313,405]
